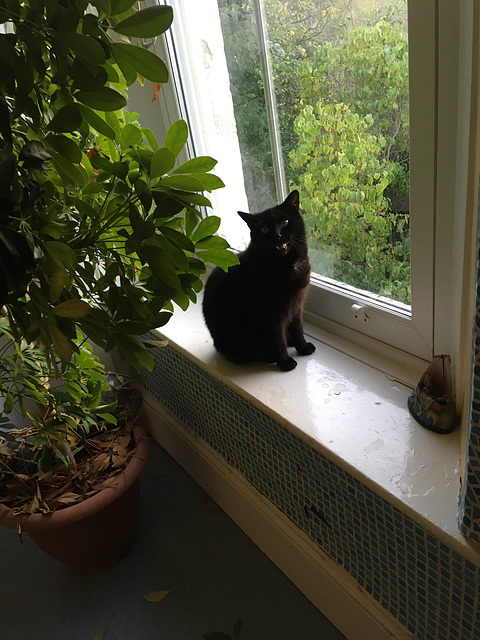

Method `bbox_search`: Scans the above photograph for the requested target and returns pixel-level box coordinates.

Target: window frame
[152,0,471,370]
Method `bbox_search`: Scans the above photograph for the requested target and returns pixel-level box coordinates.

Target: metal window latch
[351,304,370,324]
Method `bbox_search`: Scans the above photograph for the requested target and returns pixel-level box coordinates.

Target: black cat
[202,190,316,371]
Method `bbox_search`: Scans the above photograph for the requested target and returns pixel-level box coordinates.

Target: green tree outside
[218,0,410,303]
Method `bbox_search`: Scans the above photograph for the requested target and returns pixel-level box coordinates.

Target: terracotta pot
[0,425,149,573]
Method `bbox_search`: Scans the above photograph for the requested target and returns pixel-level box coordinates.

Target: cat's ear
[284,190,299,211]
[238,211,258,229]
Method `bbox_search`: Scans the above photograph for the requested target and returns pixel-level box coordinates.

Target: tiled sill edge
[149,298,479,564]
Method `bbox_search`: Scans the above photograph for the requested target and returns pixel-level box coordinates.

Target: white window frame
[150,0,473,375]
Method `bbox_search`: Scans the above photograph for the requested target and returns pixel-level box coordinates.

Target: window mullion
[252,0,286,203]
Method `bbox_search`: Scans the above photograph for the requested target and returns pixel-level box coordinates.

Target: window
[154,0,470,365]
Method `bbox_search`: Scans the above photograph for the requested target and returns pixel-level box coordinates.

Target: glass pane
[218,0,410,305]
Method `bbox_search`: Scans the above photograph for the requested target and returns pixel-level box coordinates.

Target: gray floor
[0,438,346,640]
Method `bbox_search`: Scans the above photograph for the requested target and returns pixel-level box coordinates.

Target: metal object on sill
[407,354,457,433]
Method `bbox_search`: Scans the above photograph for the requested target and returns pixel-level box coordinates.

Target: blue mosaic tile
[141,342,480,640]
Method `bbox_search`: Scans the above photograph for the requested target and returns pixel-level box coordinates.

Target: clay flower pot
[0,425,149,573]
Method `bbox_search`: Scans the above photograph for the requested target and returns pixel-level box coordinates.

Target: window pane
[218,0,410,305]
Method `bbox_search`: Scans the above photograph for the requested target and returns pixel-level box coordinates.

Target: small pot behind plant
[0,425,149,573]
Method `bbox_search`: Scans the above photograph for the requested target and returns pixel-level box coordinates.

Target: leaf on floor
[143,590,170,602]
[203,633,232,640]
[234,619,242,638]
[93,628,106,640]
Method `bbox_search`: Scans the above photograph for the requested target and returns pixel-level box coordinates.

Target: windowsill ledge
[150,297,474,559]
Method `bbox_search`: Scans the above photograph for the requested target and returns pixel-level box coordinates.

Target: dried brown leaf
[56,492,80,505]
[27,495,39,514]
[93,628,106,640]
[143,590,170,602]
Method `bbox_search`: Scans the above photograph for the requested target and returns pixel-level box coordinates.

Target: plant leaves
[49,325,73,362]
[46,135,82,164]
[173,156,217,174]
[114,6,173,38]
[161,227,194,252]
[77,104,116,140]
[192,216,221,242]
[58,32,106,65]
[53,300,92,318]
[44,241,76,265]
[111,43,168,83]
[159,175,204,192]
[110,0,137,16]
[120,123,143,149]
[150,147,176,179]
[49,269,68,303]
[75,87,127,112]
[93,628,106,640]
[143,589,170,602]
[48,105,83,133]
[165,119,188,156]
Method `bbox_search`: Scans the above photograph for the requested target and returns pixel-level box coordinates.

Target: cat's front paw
[278,356,297,371]
[297,342,316,356]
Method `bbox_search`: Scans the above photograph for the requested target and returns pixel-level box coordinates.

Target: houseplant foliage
[0,0,238,516]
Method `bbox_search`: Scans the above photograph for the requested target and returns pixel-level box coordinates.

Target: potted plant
[0,0,238,571]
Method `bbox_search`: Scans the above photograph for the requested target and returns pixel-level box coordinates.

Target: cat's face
[238,190,305,257]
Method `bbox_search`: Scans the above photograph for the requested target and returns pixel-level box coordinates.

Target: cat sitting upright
[202,190,316,371]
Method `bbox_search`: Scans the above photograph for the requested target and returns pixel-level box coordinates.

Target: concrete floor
[0,438,346,640]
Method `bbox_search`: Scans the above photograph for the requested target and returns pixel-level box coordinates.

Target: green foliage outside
[218,0,410,303]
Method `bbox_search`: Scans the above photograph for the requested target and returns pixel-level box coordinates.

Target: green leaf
[105,111,121,140]
[77,104,116,140]
[47,135,82,164]
[192,216,221,242]
[114,6,173,38]
[110,0,137,15]
[53,300,92,318]
[191,173,225,192]
[3,393,13,414]
[197,249,239,270]
[165,120,188,156]
[94,401,118,415]
[120,123,143,148]
[111,47,137,87]
[161,227,194,252]
[173,156,217,174]
[172,290,190,311]
[159,175,204,192]
[50,269,68,303]
[50,326,73,362]
[110,43,168,83]
[75,87,127,112]
[142,127,159,151]
[150,147,176,179]
[45,241,76,265]
[50,151,88,187]
[196,236,229,250]
[58,33,106,65]
[48,105,83,133]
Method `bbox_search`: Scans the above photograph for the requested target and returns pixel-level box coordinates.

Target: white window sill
[152,296,470,556]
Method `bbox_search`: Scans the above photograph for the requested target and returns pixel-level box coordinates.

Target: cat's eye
[261,226,269,234]
[280,219,289,228]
